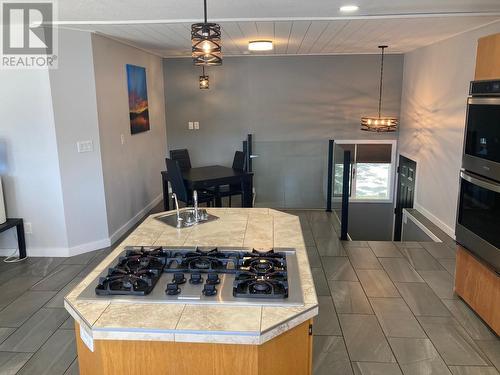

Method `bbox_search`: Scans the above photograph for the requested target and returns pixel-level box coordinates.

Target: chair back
[232,151,245,171]
[165,158,188,202]
[170,149,192,171]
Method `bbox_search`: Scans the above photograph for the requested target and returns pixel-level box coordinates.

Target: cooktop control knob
[206,273,220,285]
[189,273,204,285]
[165,283,181,295]
[172,272,186,284]
[202,284,217,296]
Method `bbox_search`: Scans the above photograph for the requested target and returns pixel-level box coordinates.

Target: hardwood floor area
[0,207,498,374]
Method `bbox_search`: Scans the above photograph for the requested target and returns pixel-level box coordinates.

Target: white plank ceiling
[62,16,500,57]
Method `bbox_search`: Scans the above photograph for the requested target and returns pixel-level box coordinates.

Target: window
[333,141,396,202]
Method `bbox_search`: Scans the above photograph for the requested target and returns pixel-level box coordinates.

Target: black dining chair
[170,149,192,171]
[208,151,246,207]
[165,158,215,207]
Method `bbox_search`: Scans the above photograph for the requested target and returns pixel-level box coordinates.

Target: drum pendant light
[191,0,222,66]
[361,46,398,132]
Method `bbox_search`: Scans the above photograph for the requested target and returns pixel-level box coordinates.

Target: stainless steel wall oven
[457,80,500,273]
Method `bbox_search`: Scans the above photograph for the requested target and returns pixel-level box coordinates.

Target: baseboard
[109,194,163,245]
[67,238,111,257]
[0,194,162,258]
[0,246,69,257]
[0,239,111,258]
[413,203,456,239]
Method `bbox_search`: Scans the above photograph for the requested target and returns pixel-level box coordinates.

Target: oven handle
[461,170,500,193]
[468,97,500,105]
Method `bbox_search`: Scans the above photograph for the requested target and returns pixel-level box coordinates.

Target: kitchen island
[64,208,318,375]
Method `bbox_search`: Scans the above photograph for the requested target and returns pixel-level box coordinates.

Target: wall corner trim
[108,193,164,245]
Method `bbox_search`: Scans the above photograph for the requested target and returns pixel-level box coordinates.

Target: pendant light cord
[204,0,207,24]
[378,45,386,119]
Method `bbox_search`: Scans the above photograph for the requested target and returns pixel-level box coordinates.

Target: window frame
[334,139,397,204]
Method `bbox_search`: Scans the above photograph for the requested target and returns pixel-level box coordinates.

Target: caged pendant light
[191,0,222,66]
[361,46,398,132]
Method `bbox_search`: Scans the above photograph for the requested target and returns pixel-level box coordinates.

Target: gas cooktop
[78,246,304,307]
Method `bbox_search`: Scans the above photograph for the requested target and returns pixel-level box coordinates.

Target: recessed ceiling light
[248,40,273,51]
[339,4,359,12]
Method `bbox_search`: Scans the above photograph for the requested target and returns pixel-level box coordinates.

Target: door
[394,156,417,241]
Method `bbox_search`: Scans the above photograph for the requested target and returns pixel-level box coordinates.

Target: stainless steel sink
[155,209,218,228]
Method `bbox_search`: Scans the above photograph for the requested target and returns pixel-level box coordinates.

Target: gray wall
[347,202,394,241]
[402,218,434,242]
[399,20,500,237]
[164,55,403,167]
[49,29,109,250]
[92,34,167,240]
[0,69,69,255]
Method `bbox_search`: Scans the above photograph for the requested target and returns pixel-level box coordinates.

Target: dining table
[161,165,253,210]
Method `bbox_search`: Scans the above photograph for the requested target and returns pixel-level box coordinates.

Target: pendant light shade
[361,46,398,132]
[199,66,209,89]
[191,0,222,66]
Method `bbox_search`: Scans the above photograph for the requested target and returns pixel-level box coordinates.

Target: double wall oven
[456,80,500,273]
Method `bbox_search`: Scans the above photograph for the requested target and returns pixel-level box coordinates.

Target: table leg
[162,173,170,211]
[214,186,222,207]
[242,176,253,208]
[16,221,26,259]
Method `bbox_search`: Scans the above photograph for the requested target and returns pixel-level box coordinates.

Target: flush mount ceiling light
[248,40,273,52]
[339,4,359,13]
[191,0,222,66]
[361,45,398,132]
[199,66,209,89]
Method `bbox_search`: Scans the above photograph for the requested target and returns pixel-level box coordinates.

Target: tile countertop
[64,208,319,345]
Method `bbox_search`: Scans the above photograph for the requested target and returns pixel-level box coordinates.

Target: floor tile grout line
[310,212,355,374]
[388,271,457,374]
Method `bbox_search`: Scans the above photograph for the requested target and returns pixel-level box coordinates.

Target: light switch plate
[120,134,125,145]
[194,121,199,130]
[188,122,194,130]
[77,140,93,153]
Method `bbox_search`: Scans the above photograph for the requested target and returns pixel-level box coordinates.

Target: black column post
[326,139,334,212]
[340,150,350,241]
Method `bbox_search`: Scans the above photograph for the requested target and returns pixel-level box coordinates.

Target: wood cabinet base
[455,246,500,335]
[75,320,313,375]
[475,33,500,80]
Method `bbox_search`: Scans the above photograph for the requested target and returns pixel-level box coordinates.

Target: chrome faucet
[193,190,199,222]
[172,193,182,228]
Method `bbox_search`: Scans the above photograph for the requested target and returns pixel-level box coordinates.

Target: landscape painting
[126,64,150,134]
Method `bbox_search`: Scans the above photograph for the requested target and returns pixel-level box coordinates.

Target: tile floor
[0,209,497,375]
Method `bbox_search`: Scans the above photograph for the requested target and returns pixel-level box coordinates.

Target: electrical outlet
[188,122,194,130]
[25,222,32,234]
[77,140,93,153]
[120,134,125,145]
[194,121,199,130]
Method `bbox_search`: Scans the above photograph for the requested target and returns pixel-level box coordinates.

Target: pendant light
[191,0,222,66]
[199,66,209,89]
[361,45,398,132]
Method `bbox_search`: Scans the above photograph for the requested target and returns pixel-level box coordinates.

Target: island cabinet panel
[75,320,313,375]
[454,246,500,335]
[475,33,500,80]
